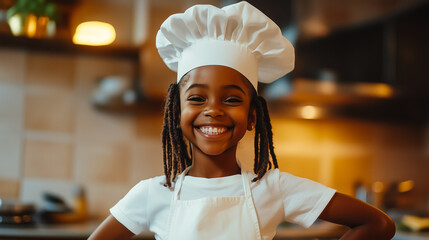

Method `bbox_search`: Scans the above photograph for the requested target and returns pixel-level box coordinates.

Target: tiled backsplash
[1,47,428,218]
[0,47,164,218]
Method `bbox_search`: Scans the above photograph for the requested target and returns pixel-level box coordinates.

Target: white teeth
[199,126,227,135]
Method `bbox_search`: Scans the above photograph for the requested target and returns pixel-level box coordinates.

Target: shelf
[0,33,140,61]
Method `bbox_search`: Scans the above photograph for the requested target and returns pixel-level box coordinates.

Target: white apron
[166,167,262,240]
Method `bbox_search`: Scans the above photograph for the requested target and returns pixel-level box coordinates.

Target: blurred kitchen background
[0,0,428,239]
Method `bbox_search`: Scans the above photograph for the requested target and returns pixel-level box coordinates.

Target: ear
[247,108,257,131]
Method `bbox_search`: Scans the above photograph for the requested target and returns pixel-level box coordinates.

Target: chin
[196,144,236,157]
[199,148,227,156]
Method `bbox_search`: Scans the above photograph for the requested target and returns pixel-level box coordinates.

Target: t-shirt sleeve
[278,171,336,228]
[110,179,151,235]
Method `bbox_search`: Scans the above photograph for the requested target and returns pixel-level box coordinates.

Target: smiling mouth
[197,126,228,136]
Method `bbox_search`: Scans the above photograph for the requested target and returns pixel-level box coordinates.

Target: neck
[187,145,241,178]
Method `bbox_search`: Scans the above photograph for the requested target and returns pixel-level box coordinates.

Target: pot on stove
[0,198,36,225]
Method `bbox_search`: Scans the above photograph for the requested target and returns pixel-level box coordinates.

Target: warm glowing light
[319,81,336,94]
[398,180,414,193]
[8,14,23,36]
[26,14,37,38]
[372,181,384,193]
[402,215,429,232]
[302,19,329,37]
[300,105,320,119]
[355,83,394,98]
[73,21,116,46]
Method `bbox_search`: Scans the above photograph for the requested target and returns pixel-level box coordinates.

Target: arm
[88,215,135,240]
[319,192,395,240]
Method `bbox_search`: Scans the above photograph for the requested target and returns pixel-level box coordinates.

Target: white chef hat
[156,1,294,91]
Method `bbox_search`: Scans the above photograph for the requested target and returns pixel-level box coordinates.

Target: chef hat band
[156,1,295,92]
[178,39,258,89]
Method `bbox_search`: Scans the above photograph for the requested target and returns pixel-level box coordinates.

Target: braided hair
[161,81,278,188]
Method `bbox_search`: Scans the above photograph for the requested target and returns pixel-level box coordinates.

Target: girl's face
[179,65,256,157]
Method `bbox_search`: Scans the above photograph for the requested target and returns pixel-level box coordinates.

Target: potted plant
[6,0,58,38]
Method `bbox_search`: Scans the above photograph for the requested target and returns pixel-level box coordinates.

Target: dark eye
[188,95,205,103]
[225,97,243,103]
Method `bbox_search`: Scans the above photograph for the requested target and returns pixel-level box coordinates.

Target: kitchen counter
[394,231,429,240]
[0,220,151,239]
[0,220,345,240]
[0,220,153,240]
[0,220,427,240]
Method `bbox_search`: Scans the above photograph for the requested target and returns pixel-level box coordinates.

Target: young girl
[89,2,395,240]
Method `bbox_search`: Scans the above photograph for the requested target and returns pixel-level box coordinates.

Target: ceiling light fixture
[300,105,320,119]
[73,21,116,46]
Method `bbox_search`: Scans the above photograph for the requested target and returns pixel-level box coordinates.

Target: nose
[204,101,224,118]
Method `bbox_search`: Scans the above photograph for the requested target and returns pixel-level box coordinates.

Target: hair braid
[162,83,191,188]
[162,84,175,187]
[259,96,278,168]
[170,90,180,182]
[162,127,169,184]
[253,126,260,174]
[252,95,278,182]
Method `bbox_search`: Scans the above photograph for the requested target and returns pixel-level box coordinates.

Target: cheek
[231,111,251,133]
[179,108,196,129]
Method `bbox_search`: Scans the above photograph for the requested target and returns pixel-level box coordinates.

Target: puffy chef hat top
[156,1,294,91]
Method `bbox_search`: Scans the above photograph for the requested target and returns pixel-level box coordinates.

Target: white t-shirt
[110,169,336,240]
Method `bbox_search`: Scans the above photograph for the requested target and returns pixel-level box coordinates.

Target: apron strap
[240,168,252,197]
[173,166,192,201]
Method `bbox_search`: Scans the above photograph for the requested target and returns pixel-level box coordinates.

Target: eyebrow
[223,84,246,95]
[185,83,208,93]
[186,83,246,95]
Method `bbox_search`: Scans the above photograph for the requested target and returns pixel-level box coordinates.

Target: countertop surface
[0,220,427,239]
[0,220,344,239]
[394,231,429,240]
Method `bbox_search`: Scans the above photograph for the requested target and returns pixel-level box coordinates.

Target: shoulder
[110,175,173,221]
[256,169,329,187]
[118,175,173,203]
[246,169,282,196]
[110,176,172,235]
[248,168,335,196]
[246,168,289,186]
[246,168,280,181]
